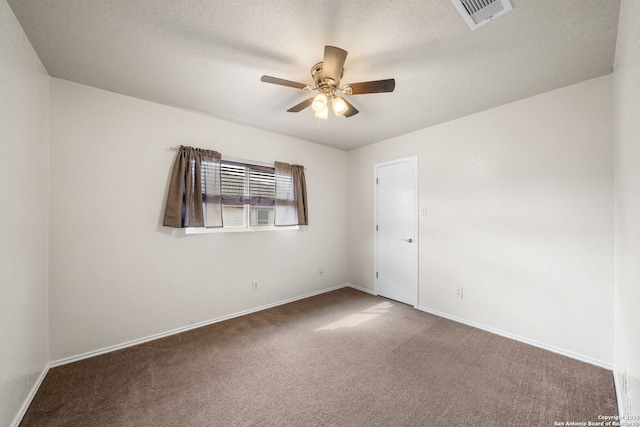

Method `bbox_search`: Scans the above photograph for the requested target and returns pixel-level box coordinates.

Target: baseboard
[11,364,50,427]
[50,283,349,368]
[416,305,613,371]
[346,283,377,296]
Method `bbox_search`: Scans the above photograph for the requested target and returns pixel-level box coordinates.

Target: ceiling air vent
[451,0,513,30]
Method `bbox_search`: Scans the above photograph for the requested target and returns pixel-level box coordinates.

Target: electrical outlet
[455,288,464,299]
[252,281,259,291]
[319,268,324,277]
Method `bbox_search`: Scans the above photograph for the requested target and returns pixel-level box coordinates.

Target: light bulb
[312,93,328,113]
[314,108,328,120]
[332,96,347,116]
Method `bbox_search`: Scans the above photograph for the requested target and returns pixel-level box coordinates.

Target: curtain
[291,165,308,225]
[275,161,308,226]
[163,145,222,228]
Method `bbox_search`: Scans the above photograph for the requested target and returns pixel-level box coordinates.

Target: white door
[375,157,418,306]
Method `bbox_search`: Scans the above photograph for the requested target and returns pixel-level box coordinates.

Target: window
[220,161,276,229]
[165,146,306,233]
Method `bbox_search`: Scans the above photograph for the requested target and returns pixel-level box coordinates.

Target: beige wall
[0,1,50,425]
[348,75,614,364]
[614,0,640,416]
[48,78,349,360]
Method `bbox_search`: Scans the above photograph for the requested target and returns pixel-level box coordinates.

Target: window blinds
[220,161,275,206]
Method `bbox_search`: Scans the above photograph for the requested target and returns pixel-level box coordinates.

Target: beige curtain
[163,146,222,228]
[275,161,308,226]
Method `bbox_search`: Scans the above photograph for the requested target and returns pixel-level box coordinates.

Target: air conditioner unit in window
[250,207,274,226]
[451,0,512,30]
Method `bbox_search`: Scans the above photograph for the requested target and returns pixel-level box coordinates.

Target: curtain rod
[168,146,305,169]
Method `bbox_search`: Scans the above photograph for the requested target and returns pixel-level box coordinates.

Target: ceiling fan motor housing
[311,62,343,94]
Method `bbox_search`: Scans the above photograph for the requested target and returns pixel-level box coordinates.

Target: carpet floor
[20,287,618,426]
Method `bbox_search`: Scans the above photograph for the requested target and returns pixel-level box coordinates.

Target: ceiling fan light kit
[261,45,395,121]
[311,93,348,120]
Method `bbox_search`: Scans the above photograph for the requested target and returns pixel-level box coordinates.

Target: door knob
[402,238,413,243]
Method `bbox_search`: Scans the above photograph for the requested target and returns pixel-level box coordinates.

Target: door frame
[373,156,419,307]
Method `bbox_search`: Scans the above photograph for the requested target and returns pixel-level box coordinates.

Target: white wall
[614,0,640,415]
[48,78,349,360]
[0,1,50,425]
[348,75,614,364]
[0,1,627,421]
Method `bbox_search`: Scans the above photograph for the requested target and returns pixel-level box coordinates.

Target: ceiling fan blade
[261,75,308,90]
[346,78,396,94]
[287,98,314,112]
[342,98,359,118]
[323,46,348,84]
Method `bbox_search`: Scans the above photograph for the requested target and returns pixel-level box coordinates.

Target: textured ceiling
[8,0,620,151]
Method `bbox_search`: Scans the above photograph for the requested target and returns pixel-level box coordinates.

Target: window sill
[185,226,300,234]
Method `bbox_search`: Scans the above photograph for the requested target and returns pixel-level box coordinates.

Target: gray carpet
[20,287,618,426]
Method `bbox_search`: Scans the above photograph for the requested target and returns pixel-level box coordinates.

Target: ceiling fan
[260,46,395,120]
